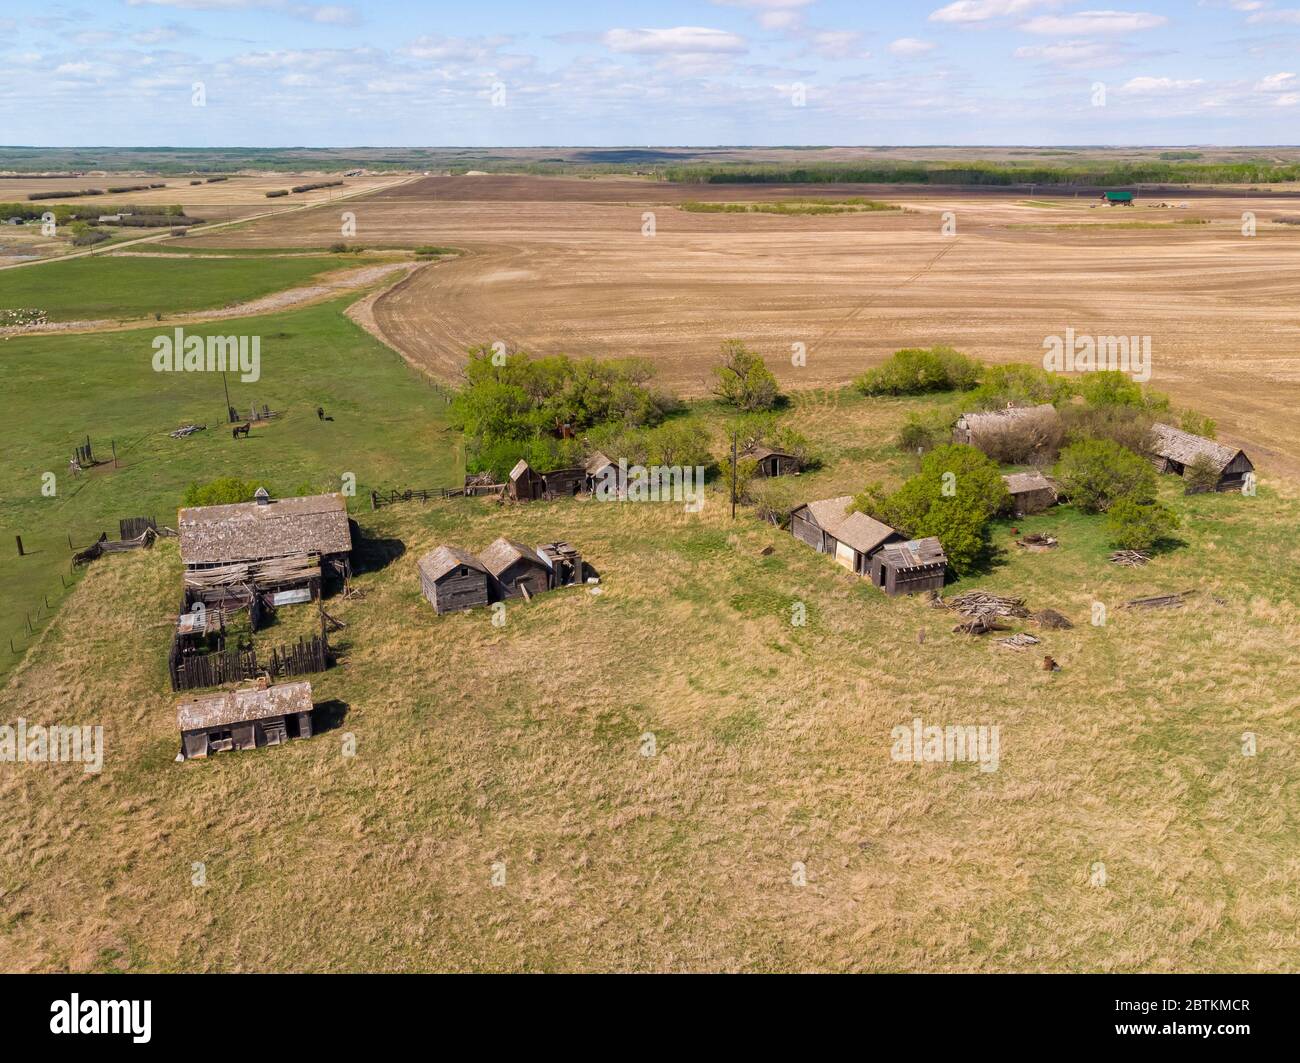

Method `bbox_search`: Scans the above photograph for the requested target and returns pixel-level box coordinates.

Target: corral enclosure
[182,174,1300,474]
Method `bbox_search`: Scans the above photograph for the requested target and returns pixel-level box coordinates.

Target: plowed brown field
[184,175,1300,472]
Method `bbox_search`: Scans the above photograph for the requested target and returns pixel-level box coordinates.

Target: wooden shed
[789,496,898,575]
[1148,424,1254,491]
[177,680,314,760]
[417,545,490,614]
[508,460,544,501]
[584,451,617,493]
[1002,470,1058,516]
[177,490,352,598]
[953,404,1060,454]
[869,537,948,597]
[538,541,584,588]
[480,537,551,600]
[741,444,800,478]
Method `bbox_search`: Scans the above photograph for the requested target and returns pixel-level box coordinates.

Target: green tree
[1179,409,1217,439]
[182,477,264,506]
[1106,497,1179,550]
[854,346,980,396]
[712,340,780,411]
[1055,439,1157,513]
[1183,453,1221,493]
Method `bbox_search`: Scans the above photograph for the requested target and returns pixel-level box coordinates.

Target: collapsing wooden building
[869,538,949,597]
[1148,424,1254,492]
[953,404,1061,454]
[508,460,545,501]
[177,679,314,760]
[741,444,801,478]
[585,451,617,493]
[1002,470,1058,516]
[789,496,902,577]
[178,489,352,607]
[417,545,491,614]
[479,537,551,600]
[538,541,585,588]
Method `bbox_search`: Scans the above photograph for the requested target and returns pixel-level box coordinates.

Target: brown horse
[232,422,251,439]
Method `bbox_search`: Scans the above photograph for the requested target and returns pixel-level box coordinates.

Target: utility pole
[221,368,232,423]
[730,431,738,520]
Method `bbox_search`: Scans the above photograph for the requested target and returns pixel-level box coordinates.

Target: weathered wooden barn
[1002,470,1058,516]
[480,537,551,600]
[177,680,314,760]
[177,490,352,601]
[1148,424,1254,491]
[869,537,949,597]
[540,467,587,498]
[953,403,1061,452]
[789,496,899,575]
[417,545,491,614]
[538,541,585,588]
[508,460,544,501]
[741,444,801,477]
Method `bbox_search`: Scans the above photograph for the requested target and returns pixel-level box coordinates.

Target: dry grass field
[181,174,1300,475]
[2,389,1297,973]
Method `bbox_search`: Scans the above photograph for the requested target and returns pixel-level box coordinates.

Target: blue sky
[3,1,1300,145]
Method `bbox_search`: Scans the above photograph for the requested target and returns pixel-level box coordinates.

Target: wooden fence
[370,483,504,509]
[168,631,330,692]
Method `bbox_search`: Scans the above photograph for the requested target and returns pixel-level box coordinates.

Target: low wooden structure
[1148,424,1254,492]
[508,460,544,501]
[585,451,617,493]
[953,403,1060,453]
[540,467,586,498]
[538,541,584,588]
[177,680,314,760]
[1002,470,1058,516]
[480,537,550,600]
[418,545,490,614]
[869,537,949,596]
[178,490,352,600]
[789,496,900,577]
[741,444,800,478]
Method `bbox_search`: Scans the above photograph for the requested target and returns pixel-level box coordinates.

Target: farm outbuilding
[585,451,617,493]
[177,680,314,760]
[418,545,491,614]
[869,537,949,597]
[741,444,801,478]
[480,537,551,600]
[789,496,899,575]
[1002,471,1058,516]
[953,403,1061,454]
[540,467,586,498]
[1148,424,1254,491]
[508,460,544,501]
[538,541,585,588]
[177,490,353,599]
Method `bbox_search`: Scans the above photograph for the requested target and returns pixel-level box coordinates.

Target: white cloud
[125,0,359,24]
[1020,10,1168,34]
[929,0,1054,23]
[1247,8,1300,24]
[1120,75,1205,93]
[1014,39,1116,67]
[602,27,748,55]
[1256,71,1298,91]
[888,37,937,57]
[805,30,870,60]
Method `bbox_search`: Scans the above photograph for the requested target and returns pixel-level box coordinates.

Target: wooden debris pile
[996,632,1041,650]
[952,615,1007,636]
[1109,549,1150,567]
[1034,608,1074,630]
[1016,533,1058,552]
[170,424,206,438]
[1120,590,1196,610]
[944,590,1031,620]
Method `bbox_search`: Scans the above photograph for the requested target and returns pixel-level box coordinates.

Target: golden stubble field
[184,174,1300,474]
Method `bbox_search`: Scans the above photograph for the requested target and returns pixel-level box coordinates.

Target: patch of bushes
[290,181,344,194]
[265,189,289,198]
[1055,439,1157,513]
[181,477,264,507]
[28,189,104,200]
[712,340,782,412]
[1106,497,1179,550]
[855,346,980,396]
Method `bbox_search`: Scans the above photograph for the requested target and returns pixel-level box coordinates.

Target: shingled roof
[740,443,794,462]
[418,545,487,583]
[1002,470,1056,496]
[958,403,1059,434]
[834,511,898,554]
[509,460,532,481]
[876,537,947,569]
[1150,424,1241,473]
[796,495,854,530]
[178,493,351,565]
[478,537,546,577]
[177,680,313,732]
[584,450,615,475]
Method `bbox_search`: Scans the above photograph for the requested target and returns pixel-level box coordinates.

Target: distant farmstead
[177,680,315,760]
[1148,424,1254,491]
[1002,470,1058,516]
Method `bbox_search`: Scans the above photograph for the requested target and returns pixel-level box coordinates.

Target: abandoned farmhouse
[177,679,315,760]
[1148,423,1255,491]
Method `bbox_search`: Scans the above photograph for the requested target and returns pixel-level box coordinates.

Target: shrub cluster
[854,346,980,396]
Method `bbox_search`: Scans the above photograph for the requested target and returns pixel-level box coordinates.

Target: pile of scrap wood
[183,553,320,591]
[996,632,1041,649]
[943,590,1031,620]
[1109,549,1150,567]
[952,614,1006,636]
[72,527,156,565]
[1016,533,1058,552]
[1120,590,1196,610]
[170,424,206,438]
